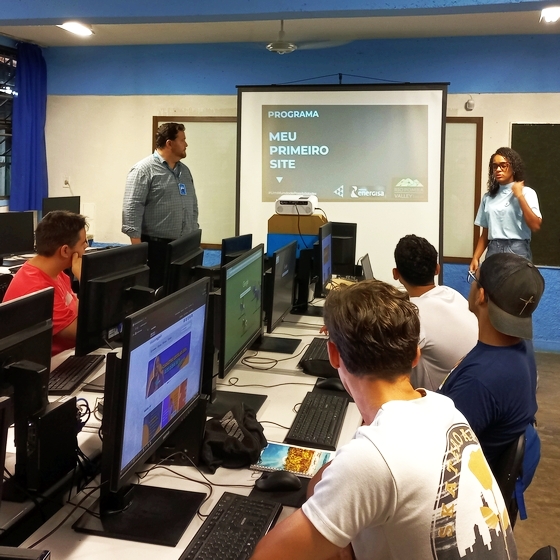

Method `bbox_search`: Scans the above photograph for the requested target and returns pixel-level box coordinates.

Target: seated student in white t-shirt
[251,280,516,560]
[393,234,478,391]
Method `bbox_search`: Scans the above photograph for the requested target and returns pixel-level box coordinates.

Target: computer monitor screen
[267,241,297,334]
[162,229,203,297]
[42,196,80,216]
[0,212,34,259]
[75,244,152,356]
[220,244,263,377]
[73,279,210,545]
[318,222,333,295]
[221,233,252,267]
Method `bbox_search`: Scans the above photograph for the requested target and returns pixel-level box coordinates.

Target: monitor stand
[290,304,324,318]
[206,390,267,419]
[73,484,205,547]
[250,335,301,355]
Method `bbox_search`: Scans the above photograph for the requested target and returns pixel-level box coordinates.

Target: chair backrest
[491,431,525,521]
[529,546,558,560]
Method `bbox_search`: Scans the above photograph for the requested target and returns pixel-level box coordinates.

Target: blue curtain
[10,42,48,211]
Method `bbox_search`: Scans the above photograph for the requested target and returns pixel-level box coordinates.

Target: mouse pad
[248,476,310,508]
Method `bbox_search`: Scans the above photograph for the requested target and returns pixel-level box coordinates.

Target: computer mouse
[315,377,345,392]
[255,471,302,492]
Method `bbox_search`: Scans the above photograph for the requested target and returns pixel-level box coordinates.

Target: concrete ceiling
[0,11,557,48]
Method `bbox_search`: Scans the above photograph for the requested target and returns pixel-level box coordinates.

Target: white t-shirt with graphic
[302,391,516,560]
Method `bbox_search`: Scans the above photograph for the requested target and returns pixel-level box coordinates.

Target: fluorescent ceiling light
[540,7,560,23]
[56,22,94,36]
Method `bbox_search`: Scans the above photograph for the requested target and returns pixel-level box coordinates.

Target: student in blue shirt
[470,147,542,272]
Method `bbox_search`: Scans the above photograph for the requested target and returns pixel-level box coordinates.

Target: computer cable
[27,483,101,549]
[240,343,309,370]
[218,376,314,390]
[76,398,91,433]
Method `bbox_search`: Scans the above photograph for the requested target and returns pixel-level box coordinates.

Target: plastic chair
[491,432,525,526]
[529,546,558,560]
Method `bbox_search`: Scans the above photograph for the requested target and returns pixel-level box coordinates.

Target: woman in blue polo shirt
[470,147,542,272]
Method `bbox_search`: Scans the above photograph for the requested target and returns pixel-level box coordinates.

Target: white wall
[45,95,236,243]
[46,93,560,245]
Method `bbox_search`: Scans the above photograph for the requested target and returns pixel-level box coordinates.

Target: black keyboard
[285,391,348,451]
[8,265,23,274]
[48,354,106,395]
[178,492,282,560]
[298,337,338,378]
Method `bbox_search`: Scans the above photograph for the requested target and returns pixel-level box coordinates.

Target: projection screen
[237,84,448,283]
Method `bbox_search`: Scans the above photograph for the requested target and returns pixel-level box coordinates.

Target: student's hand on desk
[319,325,328,336]
[71,252,83,281]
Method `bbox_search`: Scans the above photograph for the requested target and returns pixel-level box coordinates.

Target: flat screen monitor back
[267,241,297,333]
[221,234,252,267]
[73,278,210,546]
[75,244,151,356]
[361,253,374,280]
[42,196,80,216]
[163,229,203,296]
[0,212,34,259]
[331,222,357,277]
[318,222,333,296]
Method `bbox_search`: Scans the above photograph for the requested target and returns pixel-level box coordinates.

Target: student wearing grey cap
[439,253,544,518]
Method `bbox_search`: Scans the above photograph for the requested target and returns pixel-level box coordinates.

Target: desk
[18,365,362,559]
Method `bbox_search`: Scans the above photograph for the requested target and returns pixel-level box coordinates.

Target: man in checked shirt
[122,122,199,289]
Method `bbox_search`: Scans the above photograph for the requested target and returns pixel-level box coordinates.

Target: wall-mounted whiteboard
[237,84,447,283]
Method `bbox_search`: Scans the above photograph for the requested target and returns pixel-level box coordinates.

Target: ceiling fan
[266,20,297,54]
[266,20,351,54]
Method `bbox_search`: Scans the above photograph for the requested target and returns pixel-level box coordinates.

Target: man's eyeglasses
[467,270,481,285]
[491,161,510,171]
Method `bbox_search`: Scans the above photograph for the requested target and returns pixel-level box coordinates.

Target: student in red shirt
[3,211,88,355]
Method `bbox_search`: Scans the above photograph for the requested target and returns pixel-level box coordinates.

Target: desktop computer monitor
[221,233,252,267]
[73,278,210,546]
[331,222,357,277]
[75,244,153,356]
[162,229,203,297]
[0,212,34,260]
[266,240,297,334]
[250,241,300,355]
[219,244,264,378]
[0,289,53,497]
[315,222,333,298]
[42,196,80,216]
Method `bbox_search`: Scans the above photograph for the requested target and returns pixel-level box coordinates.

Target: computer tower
[26,397,78,492]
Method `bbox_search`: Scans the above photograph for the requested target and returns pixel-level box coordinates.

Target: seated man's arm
[53,318,77,346]
[251,509,347,560]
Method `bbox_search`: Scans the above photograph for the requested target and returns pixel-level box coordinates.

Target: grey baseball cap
[479,253,544,339]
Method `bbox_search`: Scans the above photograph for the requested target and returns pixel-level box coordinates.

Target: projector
[275,195,318,216]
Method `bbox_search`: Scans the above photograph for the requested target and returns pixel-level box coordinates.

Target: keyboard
[285,391,348,451]
[8,265,23,274]
[298,337,338,378]
[178,492,282,560]
[48,354,106,395]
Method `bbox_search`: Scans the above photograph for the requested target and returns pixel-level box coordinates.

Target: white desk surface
[18,361,362,558]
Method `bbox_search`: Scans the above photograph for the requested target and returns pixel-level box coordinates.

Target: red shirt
[3,262,78,356]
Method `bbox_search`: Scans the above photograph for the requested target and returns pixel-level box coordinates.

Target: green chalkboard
[511,124,560,267]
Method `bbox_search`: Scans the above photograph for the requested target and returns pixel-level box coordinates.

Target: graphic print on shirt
[430,423,516,559]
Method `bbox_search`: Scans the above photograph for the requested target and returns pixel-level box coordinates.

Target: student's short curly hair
[394,234,438,286]
[155,122,185,149]
[323,280,420,380]
[35,211,88,257]
[488,147,525,197]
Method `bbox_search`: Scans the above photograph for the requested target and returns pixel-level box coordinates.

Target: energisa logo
[351,186,385,198]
